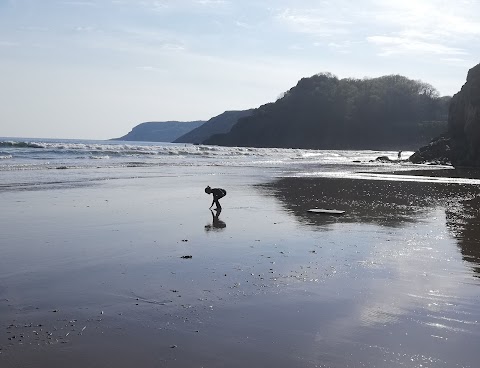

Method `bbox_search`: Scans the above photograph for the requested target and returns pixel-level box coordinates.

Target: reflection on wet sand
[259,176,480,275]
[254,175,480,367]
[445,196,480,276]
[204,209,226,232]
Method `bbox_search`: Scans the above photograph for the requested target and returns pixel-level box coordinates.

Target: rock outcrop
[409,135,451,165]
[448,63,480,167]
[410,63,480,167]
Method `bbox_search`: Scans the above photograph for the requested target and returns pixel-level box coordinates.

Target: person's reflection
[205,209,226,232]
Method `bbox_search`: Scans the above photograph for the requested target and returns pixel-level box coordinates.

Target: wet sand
[1,166,480,367]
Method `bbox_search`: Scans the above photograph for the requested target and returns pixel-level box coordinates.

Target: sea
[2,136,477,192]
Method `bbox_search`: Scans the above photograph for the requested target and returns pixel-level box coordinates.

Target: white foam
[294,170,480,185]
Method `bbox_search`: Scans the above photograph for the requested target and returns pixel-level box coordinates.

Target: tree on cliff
[205,73,450,150]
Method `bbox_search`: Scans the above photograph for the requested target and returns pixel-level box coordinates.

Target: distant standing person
[398,150,403,159]
[205,186,227,210]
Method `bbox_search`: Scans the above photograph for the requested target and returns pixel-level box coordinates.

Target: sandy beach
[1,165,480,367]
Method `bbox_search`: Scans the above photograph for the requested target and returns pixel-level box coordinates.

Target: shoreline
[388,166,480,179]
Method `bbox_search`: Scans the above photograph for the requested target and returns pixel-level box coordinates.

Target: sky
[1,0,479,140]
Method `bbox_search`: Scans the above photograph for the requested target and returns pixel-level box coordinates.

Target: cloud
[367,35,468,57]
[325,41,353,54]
[60,1,98,6]
[235,20,253,29]
[72,24,188,55]
[0,41,19,47]
[136,65,167,72]
[275,8,351,37]
[441,57,467,63]
[138,0,169,12]
[138,0,228,13]
[366,0,480,41]
[358,1,480,60]
[195,0,227,5]
[440,57,473,68]
[74,26,96,33]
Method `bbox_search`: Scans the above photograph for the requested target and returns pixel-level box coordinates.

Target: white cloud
[440,57,473,68]
[139,0,169,11]
[366,0,480,42]
[367,35,468,57]
[78,26,187,54]
[275,8,351,37]
[195,0,227,5]
[74,26,96,33]
[0,41,19,47]
[326,41,353,54]
[136,65,167,72]
[442,57,467,63]
[235,20,253,29]
[60,1,98,6]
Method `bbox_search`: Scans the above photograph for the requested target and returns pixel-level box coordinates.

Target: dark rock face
[448,63,480,167]
[409,135,451,165]
[411,63,480,167]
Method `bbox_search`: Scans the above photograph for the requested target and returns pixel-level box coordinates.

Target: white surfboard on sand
[308,209,345,215]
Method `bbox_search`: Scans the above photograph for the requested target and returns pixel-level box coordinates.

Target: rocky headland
[112,121,205,142]
[410,63,480,167]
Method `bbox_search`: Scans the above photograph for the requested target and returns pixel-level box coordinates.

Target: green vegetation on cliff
[205,73,450,150]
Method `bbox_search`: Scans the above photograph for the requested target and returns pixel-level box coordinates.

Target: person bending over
[205,186,227,210]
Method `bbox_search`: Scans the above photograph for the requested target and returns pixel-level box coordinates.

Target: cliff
[205,73,450,150]
[174,110,254,144]
[112,121,205,143]
[410,63,480,167]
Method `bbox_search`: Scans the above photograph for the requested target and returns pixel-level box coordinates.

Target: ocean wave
[0,141,44,148]
[0,140,287,159]
[0,139,419,174]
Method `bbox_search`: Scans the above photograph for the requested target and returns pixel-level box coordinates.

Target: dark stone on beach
[180,255,192,259]
[375,156,393,163]
[375,156,409,163]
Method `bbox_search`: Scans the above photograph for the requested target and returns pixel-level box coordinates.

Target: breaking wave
[0,138,419,175]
